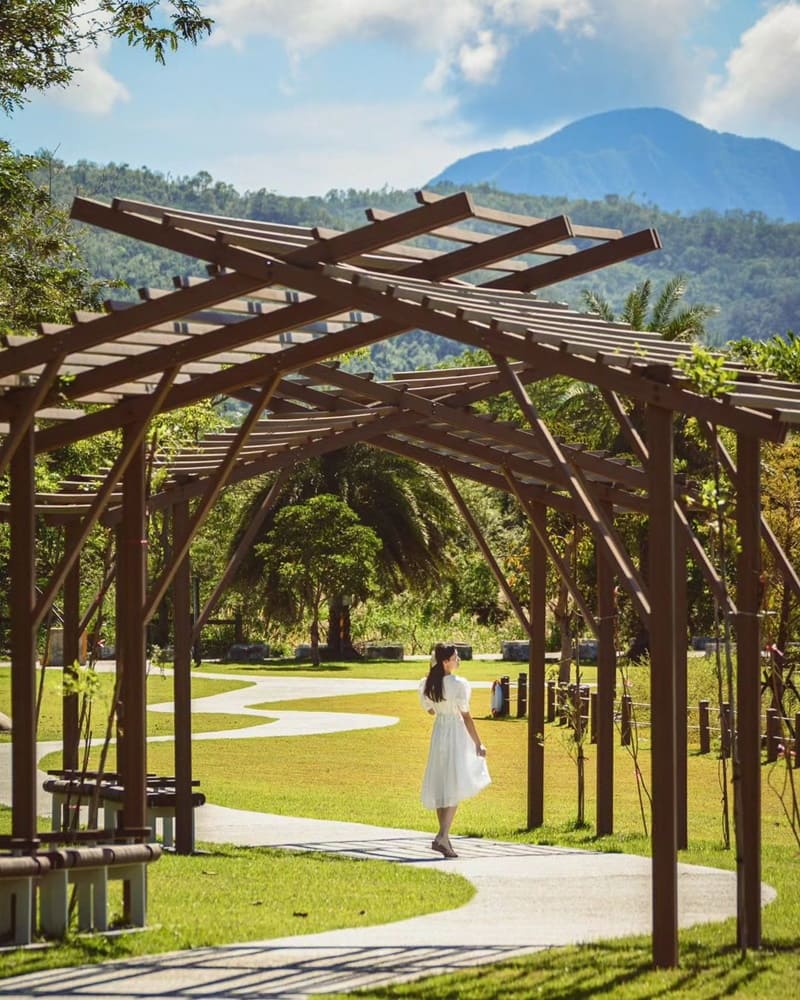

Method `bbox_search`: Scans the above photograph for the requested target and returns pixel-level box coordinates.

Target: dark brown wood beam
[9,416,37,844]
[527,503,547,829]
[0,357,64,475]
[735,432,762,949]
[143,376,280,623]
[172,496,194,854]
[647,398,679,969]
[440,470,531,635]
[493,355,649,626]
[700,420,800,601]
[118,423,148,836]
[62,520,81,773]
[595,519,616,836]
[504,469,599,635]
[191,465,292,643]
[601,388,734,610]
[32,367,180,631]
[484,229,662,292]
[0,271,261,382]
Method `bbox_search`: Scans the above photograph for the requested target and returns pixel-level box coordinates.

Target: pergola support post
[9,417,37,845]
[675,520,688,851]
[172,497,194,854]
[62,520,82,772]
[736,432,762,949]
[504,471,598,637]
[596,531,616,836]
[528,506,547,829]
[117,424,148,837]
[646,396,678,969]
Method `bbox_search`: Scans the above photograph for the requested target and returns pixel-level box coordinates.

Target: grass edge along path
[4,659,798,997]
[0,837,474,980]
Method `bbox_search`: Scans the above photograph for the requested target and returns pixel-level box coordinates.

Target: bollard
[569,684,582,739]
[500,675,510,718]
[580,685,590,739]
[558,683,569,726]
[766,707,780,763]
[590,691,598,744]
[720,702,732,758]
[546,680,555,723]
[621,694,632,746]
[699,700,710,754]
[795,712,800,768]
[517,672,527,717]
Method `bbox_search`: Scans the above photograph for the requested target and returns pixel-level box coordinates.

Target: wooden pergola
[2,189,799,964]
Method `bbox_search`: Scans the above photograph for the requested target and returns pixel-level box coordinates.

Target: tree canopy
[0,140,105,338]
[256,494,382,664]
[0,0,212,114]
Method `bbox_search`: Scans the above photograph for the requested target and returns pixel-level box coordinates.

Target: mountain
[429,108,800,222]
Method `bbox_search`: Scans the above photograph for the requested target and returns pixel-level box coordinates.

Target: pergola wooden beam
[484,228,662,292]
[504,469,599,636]
[440,470,532,635]
[646,395,679,968]
[143,376,280,623]
[3,189,795,969]
[0,357,64,475]
[191,465,292,643]
[32,367,180,631]
[493,354,650,626]
[601,387,735,612]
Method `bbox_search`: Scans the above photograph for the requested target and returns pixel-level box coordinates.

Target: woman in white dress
[419,642,490,858]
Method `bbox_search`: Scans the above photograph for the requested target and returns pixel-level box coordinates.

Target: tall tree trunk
[310,617,320,668]
[326,596,359,659]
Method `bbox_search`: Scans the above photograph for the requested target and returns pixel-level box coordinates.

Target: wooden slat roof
[2,187,799,523]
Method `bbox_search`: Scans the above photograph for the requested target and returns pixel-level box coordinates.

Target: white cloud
[46,37,130,115]
[457,30,506,83]
[594,0,717,43]
[492,0,593,33]
[206,0,484,53]
[207,96,542,195]
[696,2,800,146]
[207,1,596,82]
[207,0,722,105]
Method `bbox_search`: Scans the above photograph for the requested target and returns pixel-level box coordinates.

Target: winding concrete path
[0,668,776,1000]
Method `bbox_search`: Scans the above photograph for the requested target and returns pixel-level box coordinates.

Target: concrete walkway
[0,670,776,1000]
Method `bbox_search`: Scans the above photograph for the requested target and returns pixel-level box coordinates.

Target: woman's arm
[461,710,487,756]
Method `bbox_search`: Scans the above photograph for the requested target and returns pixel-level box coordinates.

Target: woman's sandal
[431,838,459,858]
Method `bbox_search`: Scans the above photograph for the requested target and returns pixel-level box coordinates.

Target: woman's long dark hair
[424,642,457,702]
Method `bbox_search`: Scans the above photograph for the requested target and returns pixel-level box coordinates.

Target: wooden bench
[38,842,162,937]
[0,854,52,946]
[43,777,102,831]
[44,774,205,850]
[101,786,206,849]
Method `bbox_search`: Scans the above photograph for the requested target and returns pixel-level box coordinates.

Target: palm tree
[582,275,717,343]
[232,444,460,656]
[555,277,717,658]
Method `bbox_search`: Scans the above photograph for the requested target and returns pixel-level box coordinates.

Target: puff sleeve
[419,677,435,712]
[454,676,471,712]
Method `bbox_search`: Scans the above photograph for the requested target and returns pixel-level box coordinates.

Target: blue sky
[4,1,800,196]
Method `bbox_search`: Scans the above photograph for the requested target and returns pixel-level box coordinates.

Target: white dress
[419,673,491,809]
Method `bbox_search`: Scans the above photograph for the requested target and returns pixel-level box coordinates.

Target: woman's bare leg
[435,805,458,843]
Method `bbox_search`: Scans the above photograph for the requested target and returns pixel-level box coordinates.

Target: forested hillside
[34,157,800,373]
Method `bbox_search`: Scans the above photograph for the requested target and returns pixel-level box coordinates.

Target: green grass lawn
[3,658,799,996]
